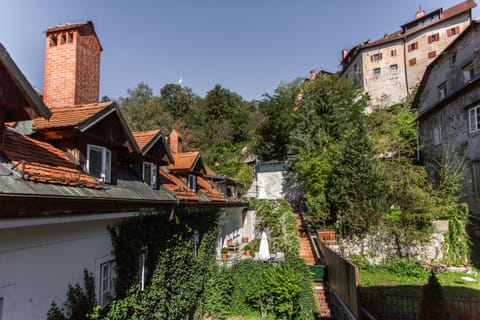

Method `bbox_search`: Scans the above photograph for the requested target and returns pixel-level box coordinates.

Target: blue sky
[1,1,479,101]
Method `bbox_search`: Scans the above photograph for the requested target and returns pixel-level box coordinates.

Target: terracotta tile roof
[158,168,200,201]
[1,129,101,188]
[441,0,476,20]
[33,102,112,130]
[197,176,229,202]
[205,165,217,176]
[132,130,161,151]
[168,151,200,172]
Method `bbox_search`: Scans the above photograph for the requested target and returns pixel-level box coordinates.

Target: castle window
[469,105,480,133]
[371,53,382,62]
[391,49,397,57]
[463,62,475,83]
[390,64,398,71]
[67,32,73,43]
[49,35,57,47]
[409,58,416,66]
[408,41,419,52]
[432,124,442,146]
[447,26,460,37]
[438,82,448,100]
[373,67,381,75]
[449,52,457,67]
[60,33,66,44]
[428,51,437,59]
[428,33,440,43]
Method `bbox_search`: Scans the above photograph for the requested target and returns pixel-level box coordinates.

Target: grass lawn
[360,267,480,299]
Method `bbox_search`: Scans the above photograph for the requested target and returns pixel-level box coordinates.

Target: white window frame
[438,82,447,100]
[432,124,442,146]
[469,105,480,133]
[449,52,457,68]
[99,260,115,308]
[86,144,111,183]
[142,161,157,188]
[463,62,475,83]
[188,174,197,192]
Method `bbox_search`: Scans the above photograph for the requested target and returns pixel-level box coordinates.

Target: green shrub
[383,258,428,279]
[47,269,96,320]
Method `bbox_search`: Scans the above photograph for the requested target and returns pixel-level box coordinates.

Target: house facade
[415,20,480,215]
[0,21,246,320]
[341,0,476,109]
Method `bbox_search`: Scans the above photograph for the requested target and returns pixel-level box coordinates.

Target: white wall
[0,216,125,320]
[217,207,253,255]
[256,171,300,204]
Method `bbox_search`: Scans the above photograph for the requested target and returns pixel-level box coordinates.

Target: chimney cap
[45,20,103,51]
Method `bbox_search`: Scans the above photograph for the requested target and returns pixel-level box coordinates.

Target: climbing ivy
[46,269,97,320]
[103,207,220,319]
[250,199,299,257]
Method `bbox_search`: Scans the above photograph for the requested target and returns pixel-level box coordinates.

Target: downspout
[403,32,410,96]
[416,121,420,162]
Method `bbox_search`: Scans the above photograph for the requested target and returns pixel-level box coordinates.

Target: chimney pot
[416,9,425,19]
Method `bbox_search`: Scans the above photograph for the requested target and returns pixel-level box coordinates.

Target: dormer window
[143,161,157,188]
[463,62,475,83]
[188,174,197,192]
[87,144,111,183]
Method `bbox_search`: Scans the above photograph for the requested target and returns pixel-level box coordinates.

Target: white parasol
[258,231,270,260]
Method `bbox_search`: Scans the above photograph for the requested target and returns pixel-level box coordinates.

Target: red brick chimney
[43,21,102,108]
[169,129,183,154]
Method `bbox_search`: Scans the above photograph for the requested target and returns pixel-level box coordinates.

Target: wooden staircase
[294,212,336,319]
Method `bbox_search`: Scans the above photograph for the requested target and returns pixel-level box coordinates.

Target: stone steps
[294,211,336,319]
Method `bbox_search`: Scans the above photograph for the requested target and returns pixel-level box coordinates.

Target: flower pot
[222,252,228,260]
[318,230,336,242]
[226,239,233,247]
[242,236,249,243]
[244,249,251,256]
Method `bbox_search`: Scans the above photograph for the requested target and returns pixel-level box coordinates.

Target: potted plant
[226,238,233,247]
[243,243,252,256]
[221,247,229,260]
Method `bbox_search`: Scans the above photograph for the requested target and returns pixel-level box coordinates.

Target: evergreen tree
[119,82,173,132]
